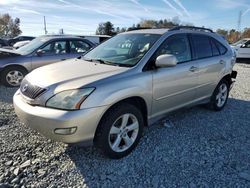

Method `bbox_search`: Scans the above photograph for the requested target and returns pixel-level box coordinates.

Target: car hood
[25,58,129,92]
[0,48,21,58]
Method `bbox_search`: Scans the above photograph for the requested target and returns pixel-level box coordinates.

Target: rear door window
[210,39,220,56]
[69,40,91,53]
[192,34,212,59]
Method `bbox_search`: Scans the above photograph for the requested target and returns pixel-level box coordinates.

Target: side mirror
[36,49,45,56]
[155,54,177,68]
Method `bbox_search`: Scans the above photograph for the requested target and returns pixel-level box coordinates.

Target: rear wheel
[95,103,144,159]
[1,66,27,87]
[209,79,229,111]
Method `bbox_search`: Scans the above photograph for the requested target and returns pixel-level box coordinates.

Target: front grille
[20,80,46,99]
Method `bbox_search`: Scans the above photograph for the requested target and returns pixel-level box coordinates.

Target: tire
[208,79,229,111]
[0,66,27,87]
[94,103,144,159]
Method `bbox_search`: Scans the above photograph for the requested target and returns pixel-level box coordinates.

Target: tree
[139,19,157,28]
[216,29,228,37]
[120,27,126,33]
[242,28,250,38]
[0,13,22,37]
[115,27,120,33]
[227,29,240,43]
[172,16,181,25]
[96,21,114,36]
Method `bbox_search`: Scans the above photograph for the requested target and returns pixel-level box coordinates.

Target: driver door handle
[61,59,66,61]
[189,66,198,72]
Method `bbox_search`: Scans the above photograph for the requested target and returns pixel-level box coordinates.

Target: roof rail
[169,26,213,33]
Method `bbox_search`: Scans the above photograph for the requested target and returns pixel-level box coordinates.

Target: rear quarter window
[214,39,227,55]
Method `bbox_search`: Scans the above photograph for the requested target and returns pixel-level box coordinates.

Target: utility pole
[237,10,242,39]
[59,28,64,34]
[44,16,48,35]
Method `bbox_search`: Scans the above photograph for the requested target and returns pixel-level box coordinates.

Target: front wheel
[209,79,229,111]
[94,103,144,159]
[1,66,27,87]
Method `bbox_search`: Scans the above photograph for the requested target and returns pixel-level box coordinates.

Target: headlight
[46,88,95,110]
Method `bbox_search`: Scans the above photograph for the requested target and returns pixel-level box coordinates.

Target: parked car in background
[231,38,250,58]
[0,35,95,87]
[0,38,8,48]
[7,36,35,46]
[79,35,111,44]
[14,26,237,159]
[13,40,31,49]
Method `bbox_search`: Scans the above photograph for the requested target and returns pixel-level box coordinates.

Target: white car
[13,40,30,49]
[231,38,250,58]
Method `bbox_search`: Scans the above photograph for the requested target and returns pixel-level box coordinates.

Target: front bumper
[13,91,109,145]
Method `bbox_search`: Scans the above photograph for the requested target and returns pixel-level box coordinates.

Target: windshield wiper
[82,57,132,67]
[93,59,133,67]
[91,59,121,67]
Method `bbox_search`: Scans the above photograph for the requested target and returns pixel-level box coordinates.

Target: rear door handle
[61,59,66,61]
[189,66,198,72]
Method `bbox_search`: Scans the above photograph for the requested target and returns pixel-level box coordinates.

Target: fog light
[54,127,77,135]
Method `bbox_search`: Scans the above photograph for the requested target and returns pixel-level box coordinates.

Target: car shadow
[236,58,250,64]
[65,97,250,187]
[0,85,18,104]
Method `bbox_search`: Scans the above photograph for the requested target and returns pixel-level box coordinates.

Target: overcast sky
[0,0,250,36]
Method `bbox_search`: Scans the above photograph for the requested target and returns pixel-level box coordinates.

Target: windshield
[232,39,248,46]
[83,33,160,67]
[16,37,48,55]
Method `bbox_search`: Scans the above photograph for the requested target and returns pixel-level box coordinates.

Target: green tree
[96,21,114,36]
[0,13,22,37]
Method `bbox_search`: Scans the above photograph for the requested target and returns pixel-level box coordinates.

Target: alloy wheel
[6,70,24,86]
[216,83,228,108]
[108,113,139,153]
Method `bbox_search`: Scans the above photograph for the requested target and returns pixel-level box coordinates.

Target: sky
[0,0,250,36]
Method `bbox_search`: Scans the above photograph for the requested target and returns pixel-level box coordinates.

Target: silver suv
[14,26,237,159]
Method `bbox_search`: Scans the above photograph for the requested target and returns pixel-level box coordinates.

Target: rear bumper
[13,91,109,145]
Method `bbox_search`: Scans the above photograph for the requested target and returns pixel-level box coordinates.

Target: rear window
[192,34,212,59]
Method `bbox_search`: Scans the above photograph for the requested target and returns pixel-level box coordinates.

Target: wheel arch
[1,64,28,73]
[221,74,232,86]
[93,96,148,142]
[0,64,29,86]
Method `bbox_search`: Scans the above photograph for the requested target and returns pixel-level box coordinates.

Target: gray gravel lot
[0,63,250,188]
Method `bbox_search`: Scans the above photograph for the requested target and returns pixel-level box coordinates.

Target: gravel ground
[0,63,250,188]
